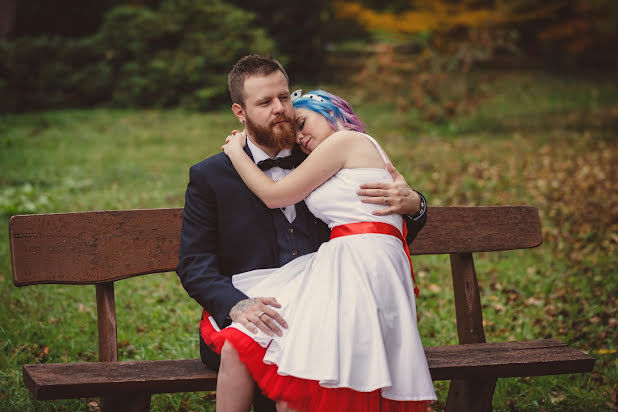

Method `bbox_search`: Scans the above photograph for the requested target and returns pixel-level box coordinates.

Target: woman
[205,90,436,411]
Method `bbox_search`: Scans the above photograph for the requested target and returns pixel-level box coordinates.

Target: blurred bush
[341,30,515,123]
[1,36,111,112]
[224,1,367,83]
[0,0,277,112]
[334,0,618,122]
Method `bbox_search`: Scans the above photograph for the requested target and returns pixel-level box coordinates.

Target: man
[177,54,427,411]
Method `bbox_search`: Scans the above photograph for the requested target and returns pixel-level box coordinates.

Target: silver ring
[258,312,266,320]
[384,196,389,205]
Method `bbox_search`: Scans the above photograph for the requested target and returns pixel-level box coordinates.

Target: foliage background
[0,0,616,410]
[1,0,277,112]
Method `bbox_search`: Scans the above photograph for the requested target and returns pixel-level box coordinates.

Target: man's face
[241,71,296,153]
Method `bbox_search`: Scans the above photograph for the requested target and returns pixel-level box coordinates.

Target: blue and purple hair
[293,90,366,134]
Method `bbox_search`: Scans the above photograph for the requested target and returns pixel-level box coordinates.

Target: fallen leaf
[88,400,100,411]
[36,345,49,361]
[526,297,544,307]
[550,391,566,403]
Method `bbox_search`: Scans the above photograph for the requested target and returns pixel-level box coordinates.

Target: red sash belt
[330,221,419,298]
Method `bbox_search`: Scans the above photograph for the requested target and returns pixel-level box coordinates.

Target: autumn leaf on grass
[36,345,49,361]
[493,302,506,313]
[551,391,566,403]
[525,297,544,307]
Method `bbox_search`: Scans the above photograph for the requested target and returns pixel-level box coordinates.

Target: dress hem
[201,312,432,412]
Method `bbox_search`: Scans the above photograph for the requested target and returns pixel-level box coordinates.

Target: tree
[0,0,16,39]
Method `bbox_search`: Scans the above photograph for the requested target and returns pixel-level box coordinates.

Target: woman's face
[294,108,337,154]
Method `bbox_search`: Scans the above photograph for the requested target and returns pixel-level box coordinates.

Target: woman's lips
[304,138,311,149]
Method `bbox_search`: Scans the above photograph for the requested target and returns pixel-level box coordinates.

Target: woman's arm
[222,131,351,208]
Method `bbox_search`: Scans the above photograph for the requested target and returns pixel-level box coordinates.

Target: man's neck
[246,133,291,158]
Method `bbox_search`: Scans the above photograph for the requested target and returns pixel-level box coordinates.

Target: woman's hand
[222,129,246,156]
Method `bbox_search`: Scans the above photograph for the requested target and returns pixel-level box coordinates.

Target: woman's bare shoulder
[329,131,385,169]
[328,130,370,145]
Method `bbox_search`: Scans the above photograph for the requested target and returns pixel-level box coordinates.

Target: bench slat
[10,206,542,286]
[23,340,593,401]
[10,209,183,286]
[24,359,218,400]
[412,206,543,255]
[426,339,595,380]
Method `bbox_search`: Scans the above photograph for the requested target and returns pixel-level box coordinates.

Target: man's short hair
[228,55,289,107]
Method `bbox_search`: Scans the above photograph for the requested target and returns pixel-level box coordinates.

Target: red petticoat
[201,312,431,412]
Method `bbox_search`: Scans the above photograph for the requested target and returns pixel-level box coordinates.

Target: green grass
[1,70,616,411]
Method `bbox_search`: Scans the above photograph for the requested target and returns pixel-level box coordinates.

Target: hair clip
[291,89,327,104]
[304,93,327,103]
[291,89,303,102]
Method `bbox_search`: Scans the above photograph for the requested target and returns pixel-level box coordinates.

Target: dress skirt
[200,232,436,412]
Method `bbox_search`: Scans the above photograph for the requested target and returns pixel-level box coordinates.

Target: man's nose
[272,98,284,113]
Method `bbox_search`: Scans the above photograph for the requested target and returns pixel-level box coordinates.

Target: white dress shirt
[246,138,296,223]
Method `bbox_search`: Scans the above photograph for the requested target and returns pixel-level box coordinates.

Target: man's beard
[245,113,297,154]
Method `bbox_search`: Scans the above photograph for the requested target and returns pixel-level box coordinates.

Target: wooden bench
[9,206,595,411]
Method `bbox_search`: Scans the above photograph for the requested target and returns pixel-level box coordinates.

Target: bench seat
[24,339,594,401]
[425,339,594,380]
[24,359,217,400]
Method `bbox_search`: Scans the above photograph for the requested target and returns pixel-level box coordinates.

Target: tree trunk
[0,0,17,39]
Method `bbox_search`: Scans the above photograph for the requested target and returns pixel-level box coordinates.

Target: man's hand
[229,297,288,337]
[357,162,421,216]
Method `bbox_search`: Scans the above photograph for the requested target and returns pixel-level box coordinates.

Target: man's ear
[232,103,246,124]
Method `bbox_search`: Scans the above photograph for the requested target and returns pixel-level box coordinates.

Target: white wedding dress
[208,134,436,403]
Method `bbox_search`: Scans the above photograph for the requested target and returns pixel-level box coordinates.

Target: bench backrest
[9,206,541,286]
[9,206,542,360]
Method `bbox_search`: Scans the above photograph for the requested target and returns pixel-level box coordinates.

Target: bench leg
[101,392,151,412]
[445,378,496,412]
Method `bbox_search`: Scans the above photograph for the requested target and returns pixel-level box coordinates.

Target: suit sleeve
[176,164,248,327]
[403,190,427,245]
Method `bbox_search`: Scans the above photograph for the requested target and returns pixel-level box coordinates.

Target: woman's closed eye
[296,118,305,131]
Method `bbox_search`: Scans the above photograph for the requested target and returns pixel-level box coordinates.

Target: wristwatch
[408,190,426,221]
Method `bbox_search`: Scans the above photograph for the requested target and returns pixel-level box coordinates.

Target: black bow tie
[257,155,296,171]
